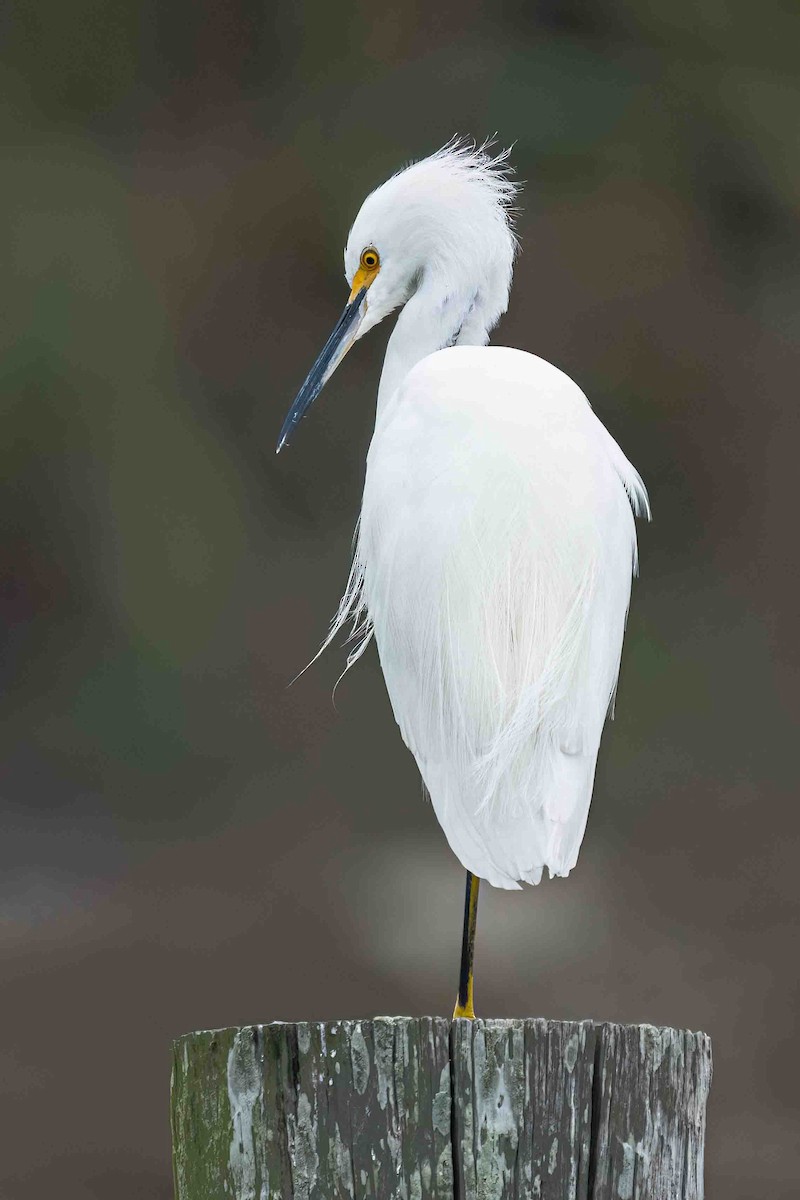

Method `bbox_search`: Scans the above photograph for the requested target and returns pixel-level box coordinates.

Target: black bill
[276,286,368,453]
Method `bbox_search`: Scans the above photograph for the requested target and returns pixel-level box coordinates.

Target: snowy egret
[278,141,649,1018]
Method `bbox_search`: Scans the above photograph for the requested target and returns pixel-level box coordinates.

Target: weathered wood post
[171,1017,711,1199]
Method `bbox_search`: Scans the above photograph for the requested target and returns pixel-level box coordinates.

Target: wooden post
[171,1017,711,1200]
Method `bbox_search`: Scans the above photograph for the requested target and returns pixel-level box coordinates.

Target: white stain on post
[288,1091,320,1194]
[548,1136,559,1176]
[617,1137,636,1200]
[431,1066,451,1136]
[350,1024,370,1095]
[227,1029,263,1200]
[564,1032,579,1073]
[374,1022,394,1110]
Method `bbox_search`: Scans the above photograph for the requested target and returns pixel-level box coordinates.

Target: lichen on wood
[171,1017,711,1200]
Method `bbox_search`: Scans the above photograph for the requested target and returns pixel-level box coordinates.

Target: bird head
[277,139,518,452]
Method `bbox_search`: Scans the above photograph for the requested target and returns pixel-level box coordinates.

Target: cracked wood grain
[171,1017,711,1200]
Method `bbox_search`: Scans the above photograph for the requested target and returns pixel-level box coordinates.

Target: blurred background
[1,1,798,1196]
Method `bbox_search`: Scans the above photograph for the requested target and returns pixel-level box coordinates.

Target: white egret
[278,141,649,1018]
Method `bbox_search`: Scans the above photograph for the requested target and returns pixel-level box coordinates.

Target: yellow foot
[452,997,476,1020]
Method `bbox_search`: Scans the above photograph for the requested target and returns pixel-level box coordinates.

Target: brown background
[1,1,798,1197]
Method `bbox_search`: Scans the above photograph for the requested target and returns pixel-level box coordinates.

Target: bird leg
[453,871,480,1019]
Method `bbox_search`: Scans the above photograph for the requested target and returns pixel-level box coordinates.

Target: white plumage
[281,141,649,891]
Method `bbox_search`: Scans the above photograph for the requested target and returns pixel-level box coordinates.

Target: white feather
[316,142,649,889]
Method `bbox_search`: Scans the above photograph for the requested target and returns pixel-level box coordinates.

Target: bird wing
[329,345,647,889]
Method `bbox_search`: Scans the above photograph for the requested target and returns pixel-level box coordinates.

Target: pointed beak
[276,285,369,453]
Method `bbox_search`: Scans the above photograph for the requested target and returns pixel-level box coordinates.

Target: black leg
[453,870,480,1019]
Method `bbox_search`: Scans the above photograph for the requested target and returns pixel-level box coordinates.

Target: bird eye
[360,248,380,270]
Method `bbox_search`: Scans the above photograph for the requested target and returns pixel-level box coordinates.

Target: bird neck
[376,283,489,415]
